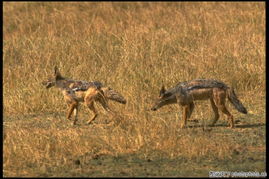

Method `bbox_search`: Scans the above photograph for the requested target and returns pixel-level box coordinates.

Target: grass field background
[3,2,266,177]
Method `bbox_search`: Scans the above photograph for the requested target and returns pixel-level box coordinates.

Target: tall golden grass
[3,2,265,177]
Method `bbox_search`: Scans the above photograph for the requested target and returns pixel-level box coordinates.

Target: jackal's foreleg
[73,106,79,125]
[187,102,194,119]
[67,101,79,125]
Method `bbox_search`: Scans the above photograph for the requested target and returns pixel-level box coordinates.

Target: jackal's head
[102,87,127,104]
[151,86,177,111]
[42,66,64,89]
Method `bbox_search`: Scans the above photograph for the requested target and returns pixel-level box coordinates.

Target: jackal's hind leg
[96,95,112,113]
[85,100,98,125]
[181,105,189,128]
[213,90,234,128]
[219,105,234,128]
[210,98,220,127]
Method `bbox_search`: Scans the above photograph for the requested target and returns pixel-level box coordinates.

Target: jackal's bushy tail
[227,88,247,114]
[103,88,127,104]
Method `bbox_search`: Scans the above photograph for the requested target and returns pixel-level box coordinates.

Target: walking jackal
[151,79,247,128]
[42,66,126,125]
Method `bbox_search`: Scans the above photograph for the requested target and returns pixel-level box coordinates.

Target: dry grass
[3,2,265,177]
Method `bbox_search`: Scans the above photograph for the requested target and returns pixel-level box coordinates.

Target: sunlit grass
[3,2,265,177]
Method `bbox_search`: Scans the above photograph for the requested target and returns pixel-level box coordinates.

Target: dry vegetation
[3,2,266,177]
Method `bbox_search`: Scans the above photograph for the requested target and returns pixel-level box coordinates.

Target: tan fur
[61,87,110,125]
[151,79,247,128]
[42,66,126,125]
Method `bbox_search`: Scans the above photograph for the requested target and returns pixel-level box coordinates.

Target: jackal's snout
[42,80,54,89]
[151,85,170,111]
[151,100,161,111]
[120,99,127,104]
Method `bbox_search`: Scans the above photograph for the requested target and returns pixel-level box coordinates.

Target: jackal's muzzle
[42,81,55,89]
[151,101,162,111]
[151,86,177,111]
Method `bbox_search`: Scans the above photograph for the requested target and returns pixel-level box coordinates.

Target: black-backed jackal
[151,79,247,128]
[42,67,126,125]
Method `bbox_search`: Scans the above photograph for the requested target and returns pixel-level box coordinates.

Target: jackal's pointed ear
[54,66,62,78]
[160,85,166,96]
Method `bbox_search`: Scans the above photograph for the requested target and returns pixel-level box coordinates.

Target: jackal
[151,79,247,128]
[42,66,126,125]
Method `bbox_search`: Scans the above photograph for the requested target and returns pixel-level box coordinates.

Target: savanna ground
[3,2,266,177]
